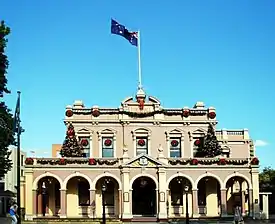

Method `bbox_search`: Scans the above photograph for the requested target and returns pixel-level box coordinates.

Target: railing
[215,129,249,140]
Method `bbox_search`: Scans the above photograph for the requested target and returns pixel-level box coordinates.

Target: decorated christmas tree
[196,124,222,157]
[60,124,83,157]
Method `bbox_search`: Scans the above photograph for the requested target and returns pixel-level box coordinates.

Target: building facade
[0,146,26,216]
[22,89,260,221]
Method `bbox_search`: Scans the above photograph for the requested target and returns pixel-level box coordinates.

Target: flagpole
[137,30,142,89]
[16,91,22,224]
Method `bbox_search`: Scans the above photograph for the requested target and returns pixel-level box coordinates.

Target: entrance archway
[168,177,193,217]
[36,177,61,216]
[132,176,156,216]
[197,176,221,216]
[225,176,250,215]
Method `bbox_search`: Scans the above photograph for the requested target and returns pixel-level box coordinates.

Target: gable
[124,154,163,167]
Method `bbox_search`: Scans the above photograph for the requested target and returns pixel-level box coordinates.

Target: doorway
[132,177,156,216]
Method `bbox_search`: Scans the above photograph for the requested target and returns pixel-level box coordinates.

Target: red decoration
[81,139,89,147]
[183,110,190,118]
[65,109,73,117]
[194,139,201,146]
[89,158,96,165]
[218,158,227,165]
[171,140,179,147]
[208,111,216,119]
[104,139,112,146]
[59,158,66,165]
[25,157,34,165]
[137,98,145,110]
[190,159,199,165]
[251,157,259,165]
[92,109,100,117]
[67,128,75,138]
[137,139,145,146]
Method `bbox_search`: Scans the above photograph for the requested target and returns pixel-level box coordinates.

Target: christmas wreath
[251,157,259,165]
[104,139,112,146]
[89,158,97,165]
[183,110,190,118]
[218,158,227,165]
[81,139,89,147]
[190,159,199,165]
[194,139,201,146]
[208,111,216,119]
[171,140,179,147]
[65,109,73,117]
[25,157,34,165]
[137,139,146,146]
[92,109,100,117]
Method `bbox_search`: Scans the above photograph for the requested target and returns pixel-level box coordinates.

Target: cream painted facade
[22,89,260,221]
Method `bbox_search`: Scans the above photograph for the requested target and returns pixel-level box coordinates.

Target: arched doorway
[66,177,90,217]
[95,177,120,218]
[225,176,250,216]
[132,176,156,216]
[36,177,61,216]
[168,177,192,217]
[197,176,221,217]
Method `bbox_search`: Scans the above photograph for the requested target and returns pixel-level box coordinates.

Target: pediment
[193,128,206,134]
[124,154,163,167]
[78,127,93,133]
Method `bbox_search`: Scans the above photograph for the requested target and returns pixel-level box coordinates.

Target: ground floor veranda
[23,169,260,221]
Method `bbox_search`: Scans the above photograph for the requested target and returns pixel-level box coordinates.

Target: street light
[102,182,107,224]
[184,185,189,224]
[41,182,47,217]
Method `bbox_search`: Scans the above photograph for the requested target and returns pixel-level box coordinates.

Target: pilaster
[192,189,199,218]
[89,189,96,218]
[251,168,260,219]
[59,189,67,218]
[24,169,34,220]
[157,168,167,220]
[220,188,227,217]
[121,168,132,220]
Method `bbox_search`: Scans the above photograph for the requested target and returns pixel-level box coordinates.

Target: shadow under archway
[132,176,156,216]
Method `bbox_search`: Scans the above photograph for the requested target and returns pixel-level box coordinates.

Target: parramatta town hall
[21,87,261,222]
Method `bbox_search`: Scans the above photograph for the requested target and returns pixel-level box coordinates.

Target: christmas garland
[33,158,119,166]
[66,108,209,118]
[168,158,257,166]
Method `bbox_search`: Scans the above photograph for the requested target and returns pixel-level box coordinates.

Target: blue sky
[2,0,275,168]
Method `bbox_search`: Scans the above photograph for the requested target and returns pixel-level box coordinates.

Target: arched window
[132,128,151,156]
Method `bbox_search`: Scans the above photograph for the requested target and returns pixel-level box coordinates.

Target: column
[220,188,227,217]
[158,168,167,220]
[251,168,260,219]
[248,189,253,218]
[241,190,246,215]
[192,189,199,218]
[262,194,269,219]
[121,168,132,220]
[118,189,122,218]
[24,170,34,220]
[59,189,67,218]
[89,189,96,218]
[32,190,37,217]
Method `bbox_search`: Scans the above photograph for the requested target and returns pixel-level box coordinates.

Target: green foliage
[0,21,13,176]
[195,124,222,158]
[259,167,275,191]
[60,124,83,157]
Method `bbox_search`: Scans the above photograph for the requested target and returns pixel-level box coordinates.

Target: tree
[60,124,83,157]
[0,21,13,177]
[196,124,222,157]
[259,167,275,214]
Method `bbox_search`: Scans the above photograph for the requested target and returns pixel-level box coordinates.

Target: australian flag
[111,19,138,47]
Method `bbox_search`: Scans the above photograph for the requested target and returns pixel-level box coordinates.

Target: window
[102,137,114,158]
[193,137,204,157]
[136,137,148,155]
[170,137,181,158]
[79,137,90,158]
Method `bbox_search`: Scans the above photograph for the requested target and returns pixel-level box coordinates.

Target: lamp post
[184,185,189,224]
[41,182,47,217]
[102,182,107,224]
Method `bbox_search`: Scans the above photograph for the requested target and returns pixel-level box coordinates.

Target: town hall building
[21,88,260,222]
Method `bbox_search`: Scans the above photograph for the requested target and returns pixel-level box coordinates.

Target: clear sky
[2,0,275,168]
